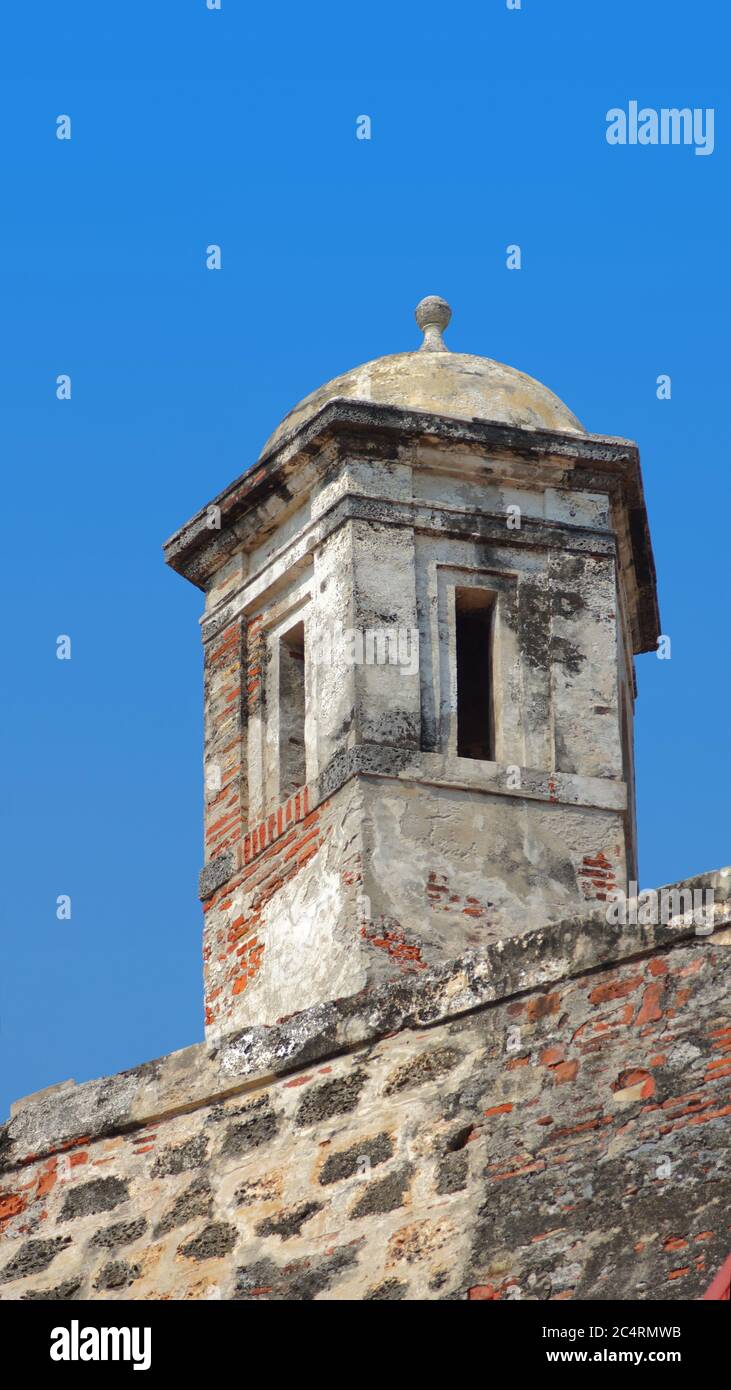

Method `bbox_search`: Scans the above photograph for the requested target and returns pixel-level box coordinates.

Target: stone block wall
[2,878,729,1302]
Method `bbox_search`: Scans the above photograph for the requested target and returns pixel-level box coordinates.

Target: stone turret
[4,298,730,1310]
[164,297,659,1039]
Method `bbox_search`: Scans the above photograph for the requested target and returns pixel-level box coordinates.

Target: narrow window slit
[279,621,306,798]
[455,588,493,760]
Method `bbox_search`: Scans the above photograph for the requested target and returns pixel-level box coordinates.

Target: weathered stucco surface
[4,305,694,1304]
[2,881,729,1301]
[185,391,653,1035]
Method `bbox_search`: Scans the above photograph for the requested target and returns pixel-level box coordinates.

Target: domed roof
[259,296,584,458]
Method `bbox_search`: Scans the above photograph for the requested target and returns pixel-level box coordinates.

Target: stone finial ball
[415,296,452,333]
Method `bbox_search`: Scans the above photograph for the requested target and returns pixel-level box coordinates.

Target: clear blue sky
[1,2,728,1119]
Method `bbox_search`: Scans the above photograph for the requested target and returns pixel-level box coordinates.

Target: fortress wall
[2,885,730,1302]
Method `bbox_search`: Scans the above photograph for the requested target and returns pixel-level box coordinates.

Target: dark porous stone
[94,1259,141,1292]
[234,1176,278,1207]
[21,1277,83,1301]
[349,1164,413,1219]
[128,1059,163,1086]
[444,1123,477,1152]
[178,1222,237,1262]
[234,1240,363,1301]
[151,1134,208,1178]
[220,1097,278,1157]
[0,1236,71,1284]
[362,711,420,746]
[255,1201,322,1241]
[199,850,235,901]
[154,1178,212,1236]
[59,1176,129,1223]
[90,1218,148,1249]
[319,1132,394,1186]
[364,1278,408,1301]
[294,1070,367,1128]
[384,1047,462,1095]
[437,1152,469,1195]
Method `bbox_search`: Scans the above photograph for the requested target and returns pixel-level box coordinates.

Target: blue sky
[1,2,728,1118]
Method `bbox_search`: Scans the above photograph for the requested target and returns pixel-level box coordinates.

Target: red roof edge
[703,1252,731,1300]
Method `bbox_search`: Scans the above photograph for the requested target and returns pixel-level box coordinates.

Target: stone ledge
[3,865,729,1174]
[162,396,658,653]
[163,398,639,581]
